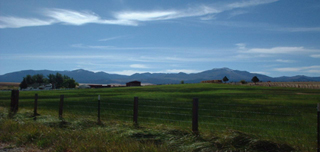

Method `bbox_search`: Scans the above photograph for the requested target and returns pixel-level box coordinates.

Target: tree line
[19,73,78,89]
[222,76,260,84]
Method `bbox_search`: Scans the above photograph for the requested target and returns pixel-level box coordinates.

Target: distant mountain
[0,68,319,84]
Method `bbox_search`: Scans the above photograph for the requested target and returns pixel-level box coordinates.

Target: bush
[240,80,247,84]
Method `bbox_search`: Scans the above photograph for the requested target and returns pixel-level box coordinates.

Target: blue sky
[0,0,320,77]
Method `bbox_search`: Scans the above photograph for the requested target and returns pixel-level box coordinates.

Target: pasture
[0,83,319,151]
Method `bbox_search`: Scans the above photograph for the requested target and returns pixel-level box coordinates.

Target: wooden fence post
[33,94,39,120]
[133,97,139,125]
[192,98,199,134]
[10,90,19,115]
[59,95,64,120]
[98,95,101,124]
[317,103,320,152]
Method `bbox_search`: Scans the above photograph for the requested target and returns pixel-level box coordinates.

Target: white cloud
[110,70,149,75]
[307,70,320,73]
[274,65,320,73]
[0,16,55,28]
[226,0,278,9]
[236,43,247,50]
[229,10,248,18]
[115,11,177,22]
[130,64,148,69]
[98,36,125,42]
[242,46,311,54]
[0,0,278,28]
[44,8,101,25]
[311,54,320,58]
[275,59,294,63]
[279,27,320,32]
[71,43,169,50]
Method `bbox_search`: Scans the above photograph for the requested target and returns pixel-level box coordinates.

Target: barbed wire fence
[2,90,318,151]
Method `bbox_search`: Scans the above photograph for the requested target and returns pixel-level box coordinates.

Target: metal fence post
[59,95,64,120]
[192,98,199,134]
[317,103,320,152]
[133,97,139,125]
[98,95,101,124]
[10,90,19,115]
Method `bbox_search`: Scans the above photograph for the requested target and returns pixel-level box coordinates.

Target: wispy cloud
[110,70,149,75]
[241,46,314,54]
[130,64,148,69]
[228,10,248,18]
[115,11,178,22]
[0,16,55,28]
[226,0,278,9]
[71,43,170,50]
[98,36,126,42]
[236,43,247,50]
[274,65,320,73]
[0,0,278,28]
[278,27,320,32]
[275,59,294,63]
[311,54,320,58]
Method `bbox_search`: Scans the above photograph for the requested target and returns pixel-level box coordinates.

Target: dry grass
[0,82,20,90]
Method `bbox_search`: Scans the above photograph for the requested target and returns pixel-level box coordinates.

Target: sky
[0,0,320,77]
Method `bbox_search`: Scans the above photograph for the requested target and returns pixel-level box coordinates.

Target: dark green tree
[251,76,260,84]
[32,74,45,84]
[19,78,28,89]
[63,78,78,88]
[222,76,229,83]
[55,73,64,89]
[63,75,71,80]
[25,75,33,85]
[47,74,56,89]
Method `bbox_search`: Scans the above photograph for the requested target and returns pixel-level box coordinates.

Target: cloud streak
[130,64,148,69]
[0,0,278,28]
[237,44,319,55]
[278,27,320,32]
[0,16,55,28]
[274,65,320,73]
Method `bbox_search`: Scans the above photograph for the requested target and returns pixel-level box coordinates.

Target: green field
[0,83,319,151]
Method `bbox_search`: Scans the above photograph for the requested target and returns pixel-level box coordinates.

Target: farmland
[0,83,319,151]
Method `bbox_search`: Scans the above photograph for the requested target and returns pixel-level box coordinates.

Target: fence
[252,82,320,89]
[1,90,318,151]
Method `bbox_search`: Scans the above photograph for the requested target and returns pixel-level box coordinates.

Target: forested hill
[0,68,319,84]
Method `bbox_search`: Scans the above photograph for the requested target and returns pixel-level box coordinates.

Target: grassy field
[0,83,319,151]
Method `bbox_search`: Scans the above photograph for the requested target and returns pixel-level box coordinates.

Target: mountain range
[0,68,319,84]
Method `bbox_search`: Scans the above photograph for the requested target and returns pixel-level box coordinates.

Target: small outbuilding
[126,81,141,87]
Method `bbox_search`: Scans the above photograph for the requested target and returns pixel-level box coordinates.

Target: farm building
[201,80,223,83]
[126,81,141,87]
